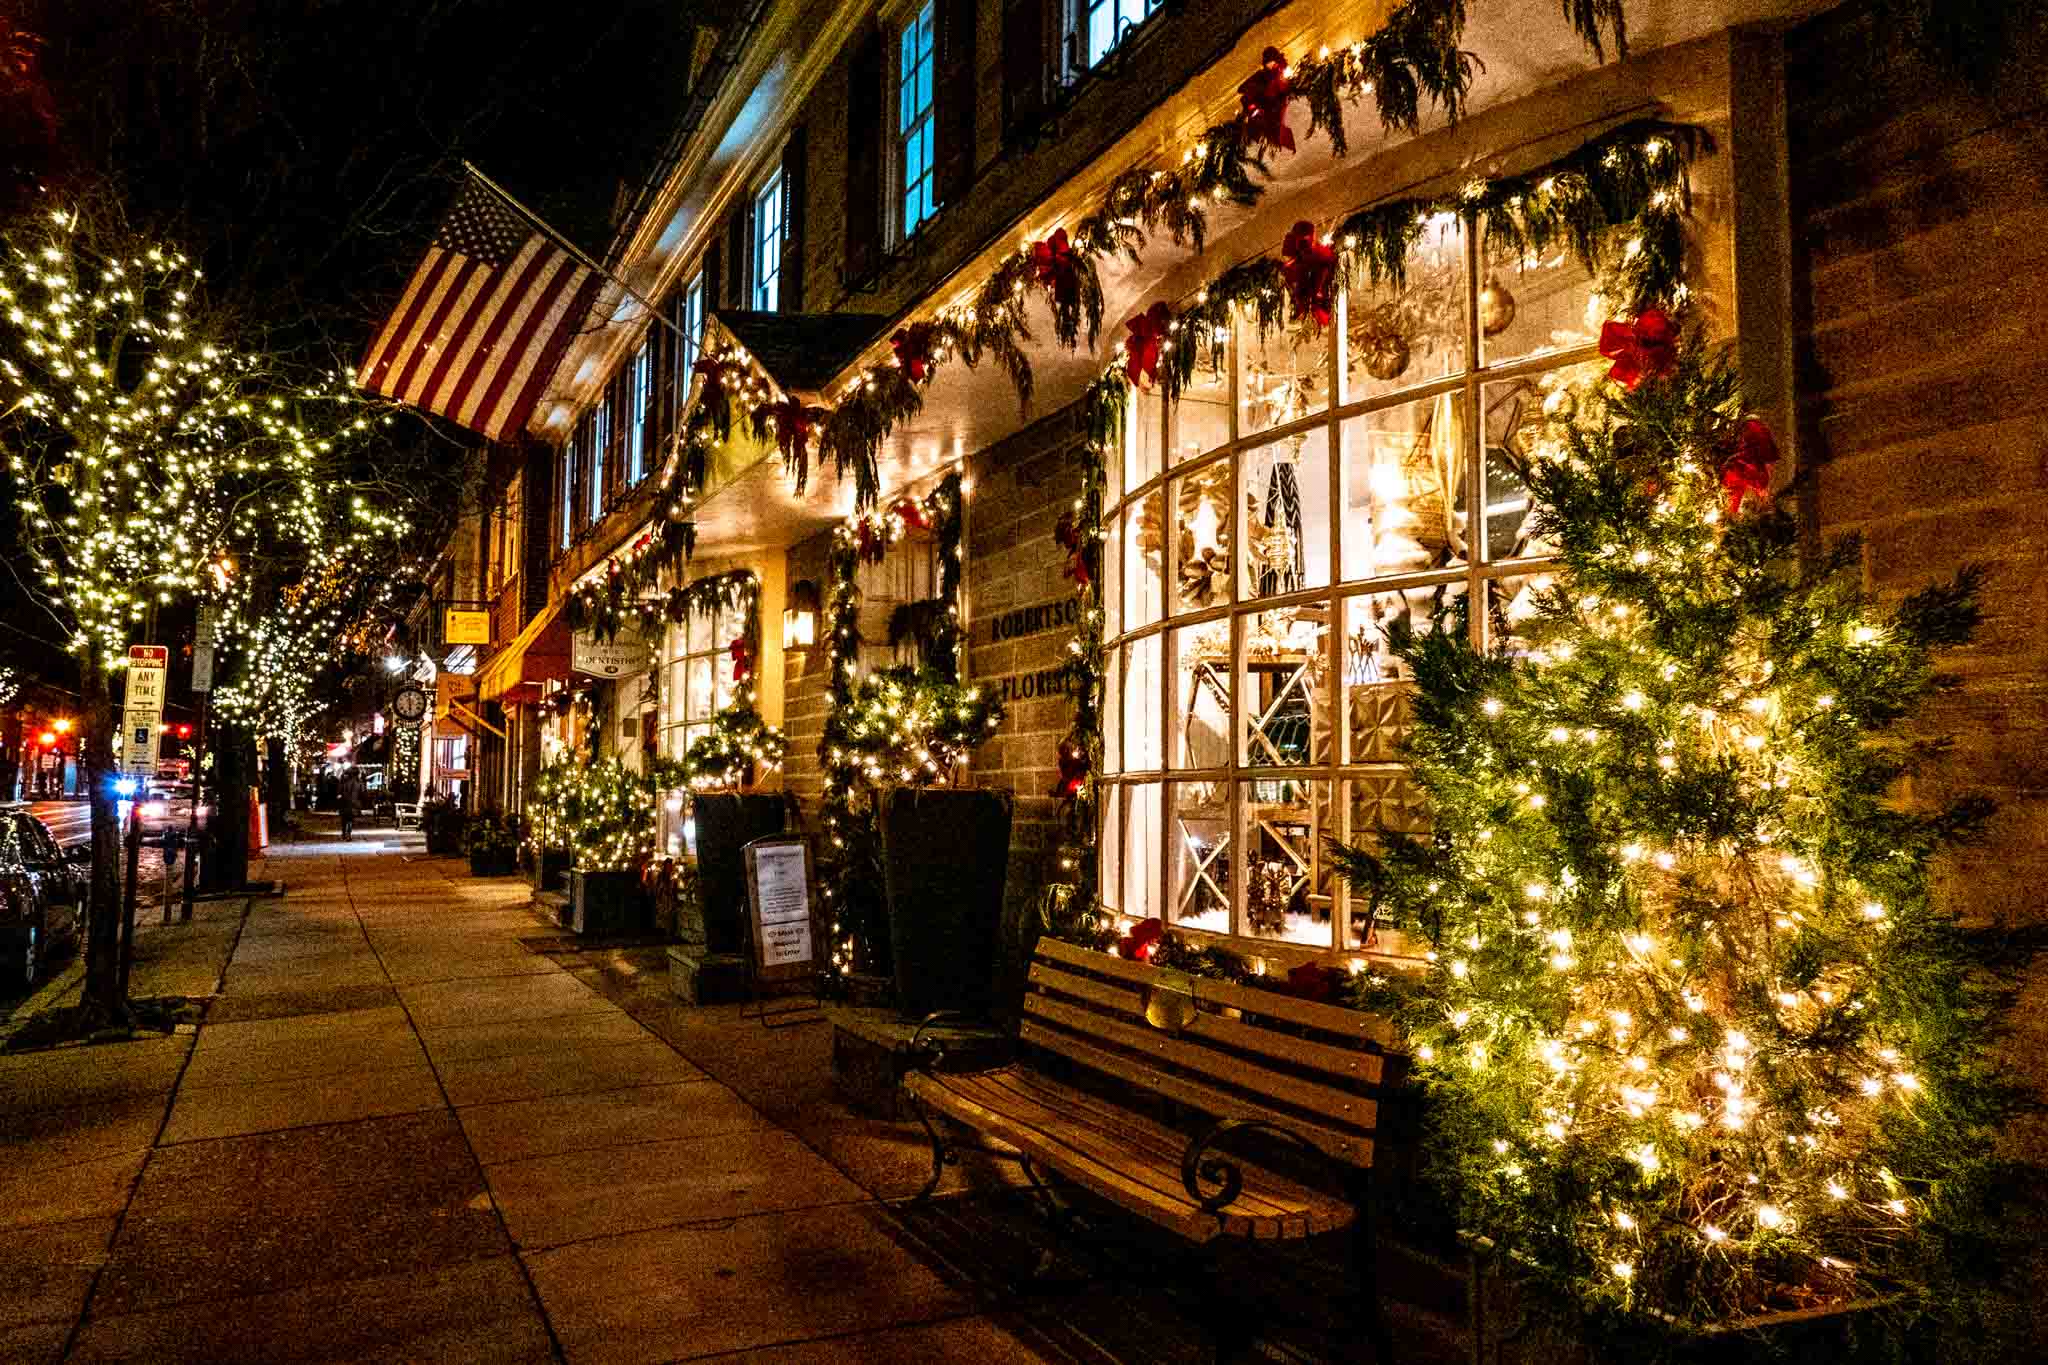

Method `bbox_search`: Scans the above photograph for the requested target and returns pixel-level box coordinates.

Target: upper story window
[588,395,611,523]
[682,274,704,390]
[1100,222,1604,954]
[558,440,572,550]
[753,172,784,312]
[1076,0,1163,69]
[625,341,651,483]
[897,1,937,239]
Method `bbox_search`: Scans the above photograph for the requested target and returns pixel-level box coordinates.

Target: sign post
[122,645,169,780]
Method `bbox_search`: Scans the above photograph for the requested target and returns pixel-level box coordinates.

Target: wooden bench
[901,936,1404,1360]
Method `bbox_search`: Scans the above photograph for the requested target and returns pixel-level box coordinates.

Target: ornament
[891,323,937,382]
[1358,323,1412,382]
[729,637,752,683]
[1478,275,1517,337]
[1118,916,1165,963]
[1123,302,1171,388]
[1237,47,1295,154]
[1050,737,1089,804]
[1598,309,1679,389]
[1248,859,1292,934]
[1280,221,1337,329]
[1029,228,1080,315]
[1178,541,1228,606]
[1719,417,1779,515]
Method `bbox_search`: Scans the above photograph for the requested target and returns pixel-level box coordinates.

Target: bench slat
[1028,961,1385,1089]
[1019,1020,1374,1168]
[1196,975,1401,1049]
[907,1066,1354,1238]
[1023,993,1378,1135]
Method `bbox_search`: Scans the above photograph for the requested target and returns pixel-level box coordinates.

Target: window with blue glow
[1081,0,1161,68]
[753,173,784,312]
[626,342,651,482]
[589,396,610,522]
[898,2,936,238]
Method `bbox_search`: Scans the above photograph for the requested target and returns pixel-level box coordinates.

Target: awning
[711,309,889,400]
[476,601,571,703]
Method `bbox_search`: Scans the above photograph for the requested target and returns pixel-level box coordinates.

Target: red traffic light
[176,724,192,739]
[37,730,56,746]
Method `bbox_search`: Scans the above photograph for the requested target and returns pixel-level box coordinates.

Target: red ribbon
[891,323,937,383]
[1280,220,1337,329]
[893,497,931,532]
[1118,917,1165,963]
[1030,228,1081,313]
[728,637,752,683]
[763,396,818,468]
[1598,310,1679,389]
[1123,302,1171,388]
[1049,737,1089,804]
[1237,47,1295,154]
[1055,507,1094,588]
[1721,418,1779,516]
[855,519,887,564]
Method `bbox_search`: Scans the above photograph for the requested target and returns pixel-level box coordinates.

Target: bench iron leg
[1350,1170,1395,1363]
[907,1092,954,1204]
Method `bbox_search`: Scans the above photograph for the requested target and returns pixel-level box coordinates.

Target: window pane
[1241,428,1329,599]
[1341,582,1464,762]
[1169,465,1231,615]
[1238,320,1329,436]
[1128,385,1163,492]
[1339,396,1469,582]
[1344,218,1466,405]
[1481,569,1558,654]
[714,652,736,710]
[1172,620,1231,771]
[687,657,713,722]
[1171,779,1231,935]
[1124,490,1164,629]
[1173,326,1230,465]
[1088,2,1113,65]
[1242,779,1333,947]
[1479,238,1599,369]
[1479,360,1602,561]
[1344,773,1431,945]
[1242,606,1327,767]
[1121,782,1162,921]
[1123,635,1162,770]
[1103,647,1123,774]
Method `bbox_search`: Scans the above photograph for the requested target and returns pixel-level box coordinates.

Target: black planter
[569,868,640,936]
[531,846,570,893]
[879,787,1013,1020]
[469,849,518,878]
[690,794,786,955]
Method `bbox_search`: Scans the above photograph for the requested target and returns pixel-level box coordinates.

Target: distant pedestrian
[338,770,363,839]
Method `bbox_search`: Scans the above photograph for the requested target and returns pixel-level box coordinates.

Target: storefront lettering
[984,597,1079,644]
[994,666,1074,705]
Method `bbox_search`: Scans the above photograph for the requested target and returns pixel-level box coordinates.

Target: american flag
[358,173,597,441]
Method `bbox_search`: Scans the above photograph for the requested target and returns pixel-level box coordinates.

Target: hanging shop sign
[443,608,491,646]
[743,836,814,980]
[571,628,651,678]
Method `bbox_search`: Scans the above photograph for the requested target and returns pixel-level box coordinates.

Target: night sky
[1,0,706,692]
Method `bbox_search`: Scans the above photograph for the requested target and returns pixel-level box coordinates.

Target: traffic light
[37,730,56,747]
[177,724,192,739]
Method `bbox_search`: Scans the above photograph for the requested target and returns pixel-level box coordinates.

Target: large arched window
[1100,221,1609,956]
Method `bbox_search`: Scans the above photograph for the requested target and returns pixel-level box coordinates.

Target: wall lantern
[783,579,820,650]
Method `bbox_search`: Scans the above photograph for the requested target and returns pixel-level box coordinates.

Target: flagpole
[461,160,691,345]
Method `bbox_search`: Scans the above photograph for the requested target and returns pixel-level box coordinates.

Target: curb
[0,956,88,1043]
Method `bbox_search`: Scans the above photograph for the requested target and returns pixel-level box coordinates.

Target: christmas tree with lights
[1336,313,2027,1343]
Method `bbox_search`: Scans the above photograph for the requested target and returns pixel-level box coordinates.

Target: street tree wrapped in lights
[1334,317,2028,1346]
[0,201,423,1022]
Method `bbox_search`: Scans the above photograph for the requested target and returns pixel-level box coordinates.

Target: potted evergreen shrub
[421,793,467,855]
[560,757,653,937]
[465,810,520,877]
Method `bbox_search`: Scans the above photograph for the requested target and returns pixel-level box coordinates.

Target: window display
[1101,227,1598,953]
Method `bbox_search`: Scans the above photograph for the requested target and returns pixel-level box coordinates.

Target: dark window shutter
[780,127,807,313]
[652,309,674,455]
[935,0,977,205]
[725,210,748,309]
[1001,0,1052,143]
[702,241,722,320]
[844,22,884,283]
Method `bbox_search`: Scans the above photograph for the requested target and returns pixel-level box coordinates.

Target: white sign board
[190,644,215,694]
[744,839,814,976]
[124,646,168,775]
[571,628,651,678]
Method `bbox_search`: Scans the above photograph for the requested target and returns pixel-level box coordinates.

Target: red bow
[1280,221,1337,329]
[891,323,937,383]
[1118,916,1165,963]
[762,396,820,468]
[1049,737,1089,804]
[1238,47,1295,154]
[1030,229,1080,313]
[893,497,931,532]
[1598,310,1679,389]
[728,637,752,683]
[1283,962,1344,1004]
[1720,418,1779,516]
[1055,507,1094,587]
[855,519,887,564]
[1123,302,1172,388]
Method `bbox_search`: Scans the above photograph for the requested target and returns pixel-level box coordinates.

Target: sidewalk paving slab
[525,1203,973,1365]
[684,1314,1066,1364]
[0,1149,150,1233]
[416,1009,655,1064]
[204,982,399,1024]
[456,1081,772,1166]
[486,1128,868,1252]
[400,972,619,1028]
[160,1060,444,1144]
[0,1214,116,1329]
[434,1039,706,1108]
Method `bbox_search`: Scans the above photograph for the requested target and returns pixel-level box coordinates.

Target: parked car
[0,807,87,987]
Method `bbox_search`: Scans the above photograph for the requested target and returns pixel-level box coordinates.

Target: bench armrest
[905,1011,991,1070]
[1180,1117,1352,1216]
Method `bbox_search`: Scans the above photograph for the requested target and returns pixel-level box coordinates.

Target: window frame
[587,393,610,524]
[751,170,785,313]
[625,340,652,484]
[1070,0,1165,76]
[1098,225,1604,960]
[891,0,939,244]
[660,597,742,759]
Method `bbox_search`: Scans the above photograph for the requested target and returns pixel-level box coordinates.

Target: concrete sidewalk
[1,836,1055,1364]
